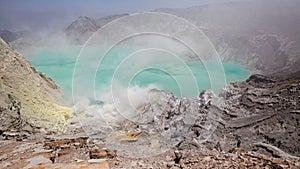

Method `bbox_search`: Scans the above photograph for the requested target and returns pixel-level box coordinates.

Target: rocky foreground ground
[0,72,299,168]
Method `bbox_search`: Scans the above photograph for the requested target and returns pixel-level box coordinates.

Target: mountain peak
[78,16,91,19]
[64,16,99,44]
[66,16,99,31]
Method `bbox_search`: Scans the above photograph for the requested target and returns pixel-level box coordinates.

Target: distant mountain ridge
[64,16,99,44]
[63,14,129,44]
[10,0,300,74]
[153,0,300,73]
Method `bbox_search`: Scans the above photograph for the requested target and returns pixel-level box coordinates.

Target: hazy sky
[0,0,236,31]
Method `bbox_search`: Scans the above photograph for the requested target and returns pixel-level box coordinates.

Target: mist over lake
[25,45,250,103]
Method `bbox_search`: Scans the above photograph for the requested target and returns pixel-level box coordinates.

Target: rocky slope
[0,72,299,168]
[154,0,300,73]
[0,37,71,132]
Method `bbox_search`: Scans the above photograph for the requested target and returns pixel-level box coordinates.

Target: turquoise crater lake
[25,46,250,102]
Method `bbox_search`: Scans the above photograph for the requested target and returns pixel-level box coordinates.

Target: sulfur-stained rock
[0,37,71,132]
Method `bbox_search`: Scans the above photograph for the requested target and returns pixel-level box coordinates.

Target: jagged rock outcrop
[207,74,300,157]
[69,73,299,160]
[0,37,71,131]
[103,73,299,168]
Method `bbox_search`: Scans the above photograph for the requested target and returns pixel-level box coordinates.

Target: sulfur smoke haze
[0,0,239,31]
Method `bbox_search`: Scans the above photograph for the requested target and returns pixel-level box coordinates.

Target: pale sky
[0,0,238,31]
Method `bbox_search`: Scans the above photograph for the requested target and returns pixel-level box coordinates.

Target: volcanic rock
[0,37,71,131]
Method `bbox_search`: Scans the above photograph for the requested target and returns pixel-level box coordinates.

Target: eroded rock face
[0,37,71,131]
[209,74,300,157]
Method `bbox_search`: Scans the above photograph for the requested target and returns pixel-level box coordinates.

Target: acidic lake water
[25,46,250,103]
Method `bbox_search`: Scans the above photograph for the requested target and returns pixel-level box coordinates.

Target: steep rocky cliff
[154,0,300,73]
[0,37,71,132]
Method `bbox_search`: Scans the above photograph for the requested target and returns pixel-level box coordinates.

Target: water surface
[25,46,250,101]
